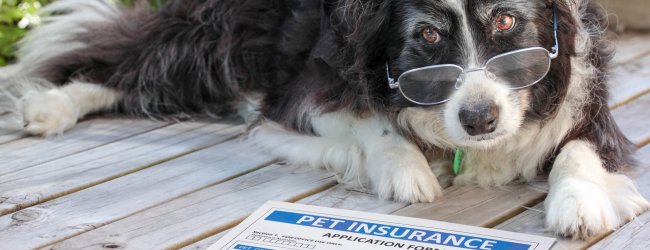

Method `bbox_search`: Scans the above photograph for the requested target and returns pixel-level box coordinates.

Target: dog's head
[338,0,585,149]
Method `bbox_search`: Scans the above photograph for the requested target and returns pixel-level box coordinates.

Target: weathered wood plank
[609,52,650,108]
[0,122,243,216]
[47,164,335,250]
[611,33,650,66]
[0,128,24,144]
[181,232,227,250]
[0,137,274,250]
[177,180,406,250]
[294,177,546,233]
[0,118,166,176]
[611,92,650,145]
[298,185,408,214]
[495,203,592,250]
[392,183,547,227]
[588,145,650,250]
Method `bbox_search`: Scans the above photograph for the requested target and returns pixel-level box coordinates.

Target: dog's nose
[459,103,499,136]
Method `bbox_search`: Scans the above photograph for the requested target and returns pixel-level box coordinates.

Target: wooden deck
[0,33,649,250]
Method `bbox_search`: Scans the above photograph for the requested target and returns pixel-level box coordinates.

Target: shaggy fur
[0,0,648,239]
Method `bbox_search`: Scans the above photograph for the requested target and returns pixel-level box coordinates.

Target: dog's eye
[495,15,515,31]
[421,27,441,44]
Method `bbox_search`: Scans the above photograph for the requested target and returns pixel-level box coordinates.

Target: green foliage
[0,0,50,65]
[0,0,166,66]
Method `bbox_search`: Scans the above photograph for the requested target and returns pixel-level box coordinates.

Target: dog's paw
[374,157,443,203]
[545,179,617,239]
[429,159,454,189]
[545,177,649,240]
[21,89,79,136]
[607,174,650,221]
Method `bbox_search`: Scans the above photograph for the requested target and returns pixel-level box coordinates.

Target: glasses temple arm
[386,63,399,89]
[550,3,559,59]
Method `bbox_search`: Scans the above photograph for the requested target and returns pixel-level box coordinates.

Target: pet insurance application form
[209,201,555,250]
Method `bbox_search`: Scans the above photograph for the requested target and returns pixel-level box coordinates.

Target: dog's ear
[331,0,392,75]
[526,1,580,119]
[528,0,611,119]
[307,1,394,113]
[558,0,610,55]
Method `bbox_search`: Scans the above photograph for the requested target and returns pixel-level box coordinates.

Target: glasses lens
[485,48,551,88]
[398,66,463,105]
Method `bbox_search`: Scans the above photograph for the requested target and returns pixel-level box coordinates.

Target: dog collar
[453,147,464,175]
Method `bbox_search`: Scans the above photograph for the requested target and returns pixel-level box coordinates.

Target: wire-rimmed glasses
[386,4,559,106]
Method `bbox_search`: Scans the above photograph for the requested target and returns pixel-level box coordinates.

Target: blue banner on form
[265,210,532,250]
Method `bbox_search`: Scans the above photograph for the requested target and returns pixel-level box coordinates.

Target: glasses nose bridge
[455,67,487,89]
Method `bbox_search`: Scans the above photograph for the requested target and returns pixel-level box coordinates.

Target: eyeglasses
[387,4,559,106]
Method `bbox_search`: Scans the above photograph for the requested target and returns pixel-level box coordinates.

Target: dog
[0,0,648,240]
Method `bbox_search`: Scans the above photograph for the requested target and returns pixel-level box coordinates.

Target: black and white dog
[0,0,648,239]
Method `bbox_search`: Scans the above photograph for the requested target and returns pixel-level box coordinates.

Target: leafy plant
[0,0,166,66]
[0,0,50,65]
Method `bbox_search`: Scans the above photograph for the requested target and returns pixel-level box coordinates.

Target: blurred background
[0,0,166,66]
[0,0,48,66]
[0,0,648,66]
[599,0,650,32]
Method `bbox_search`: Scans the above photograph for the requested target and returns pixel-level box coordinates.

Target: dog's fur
[0,0,648,239]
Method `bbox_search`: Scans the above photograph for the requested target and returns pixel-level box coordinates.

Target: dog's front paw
[374,157,443,203]
[21,89,79,136]
[545,177,649,239]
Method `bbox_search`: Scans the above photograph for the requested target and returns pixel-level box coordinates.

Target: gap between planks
[44,163,337,250]
[610,87,650,111]
[0,118,168,176]
[0,129,25,145]
[0,136,276,249]
[172,173,337,250]
[181,187,410,250]
[0,122,244,217]
[608,35,650,108]
[610,33,650,68]
[608,71,650,109]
